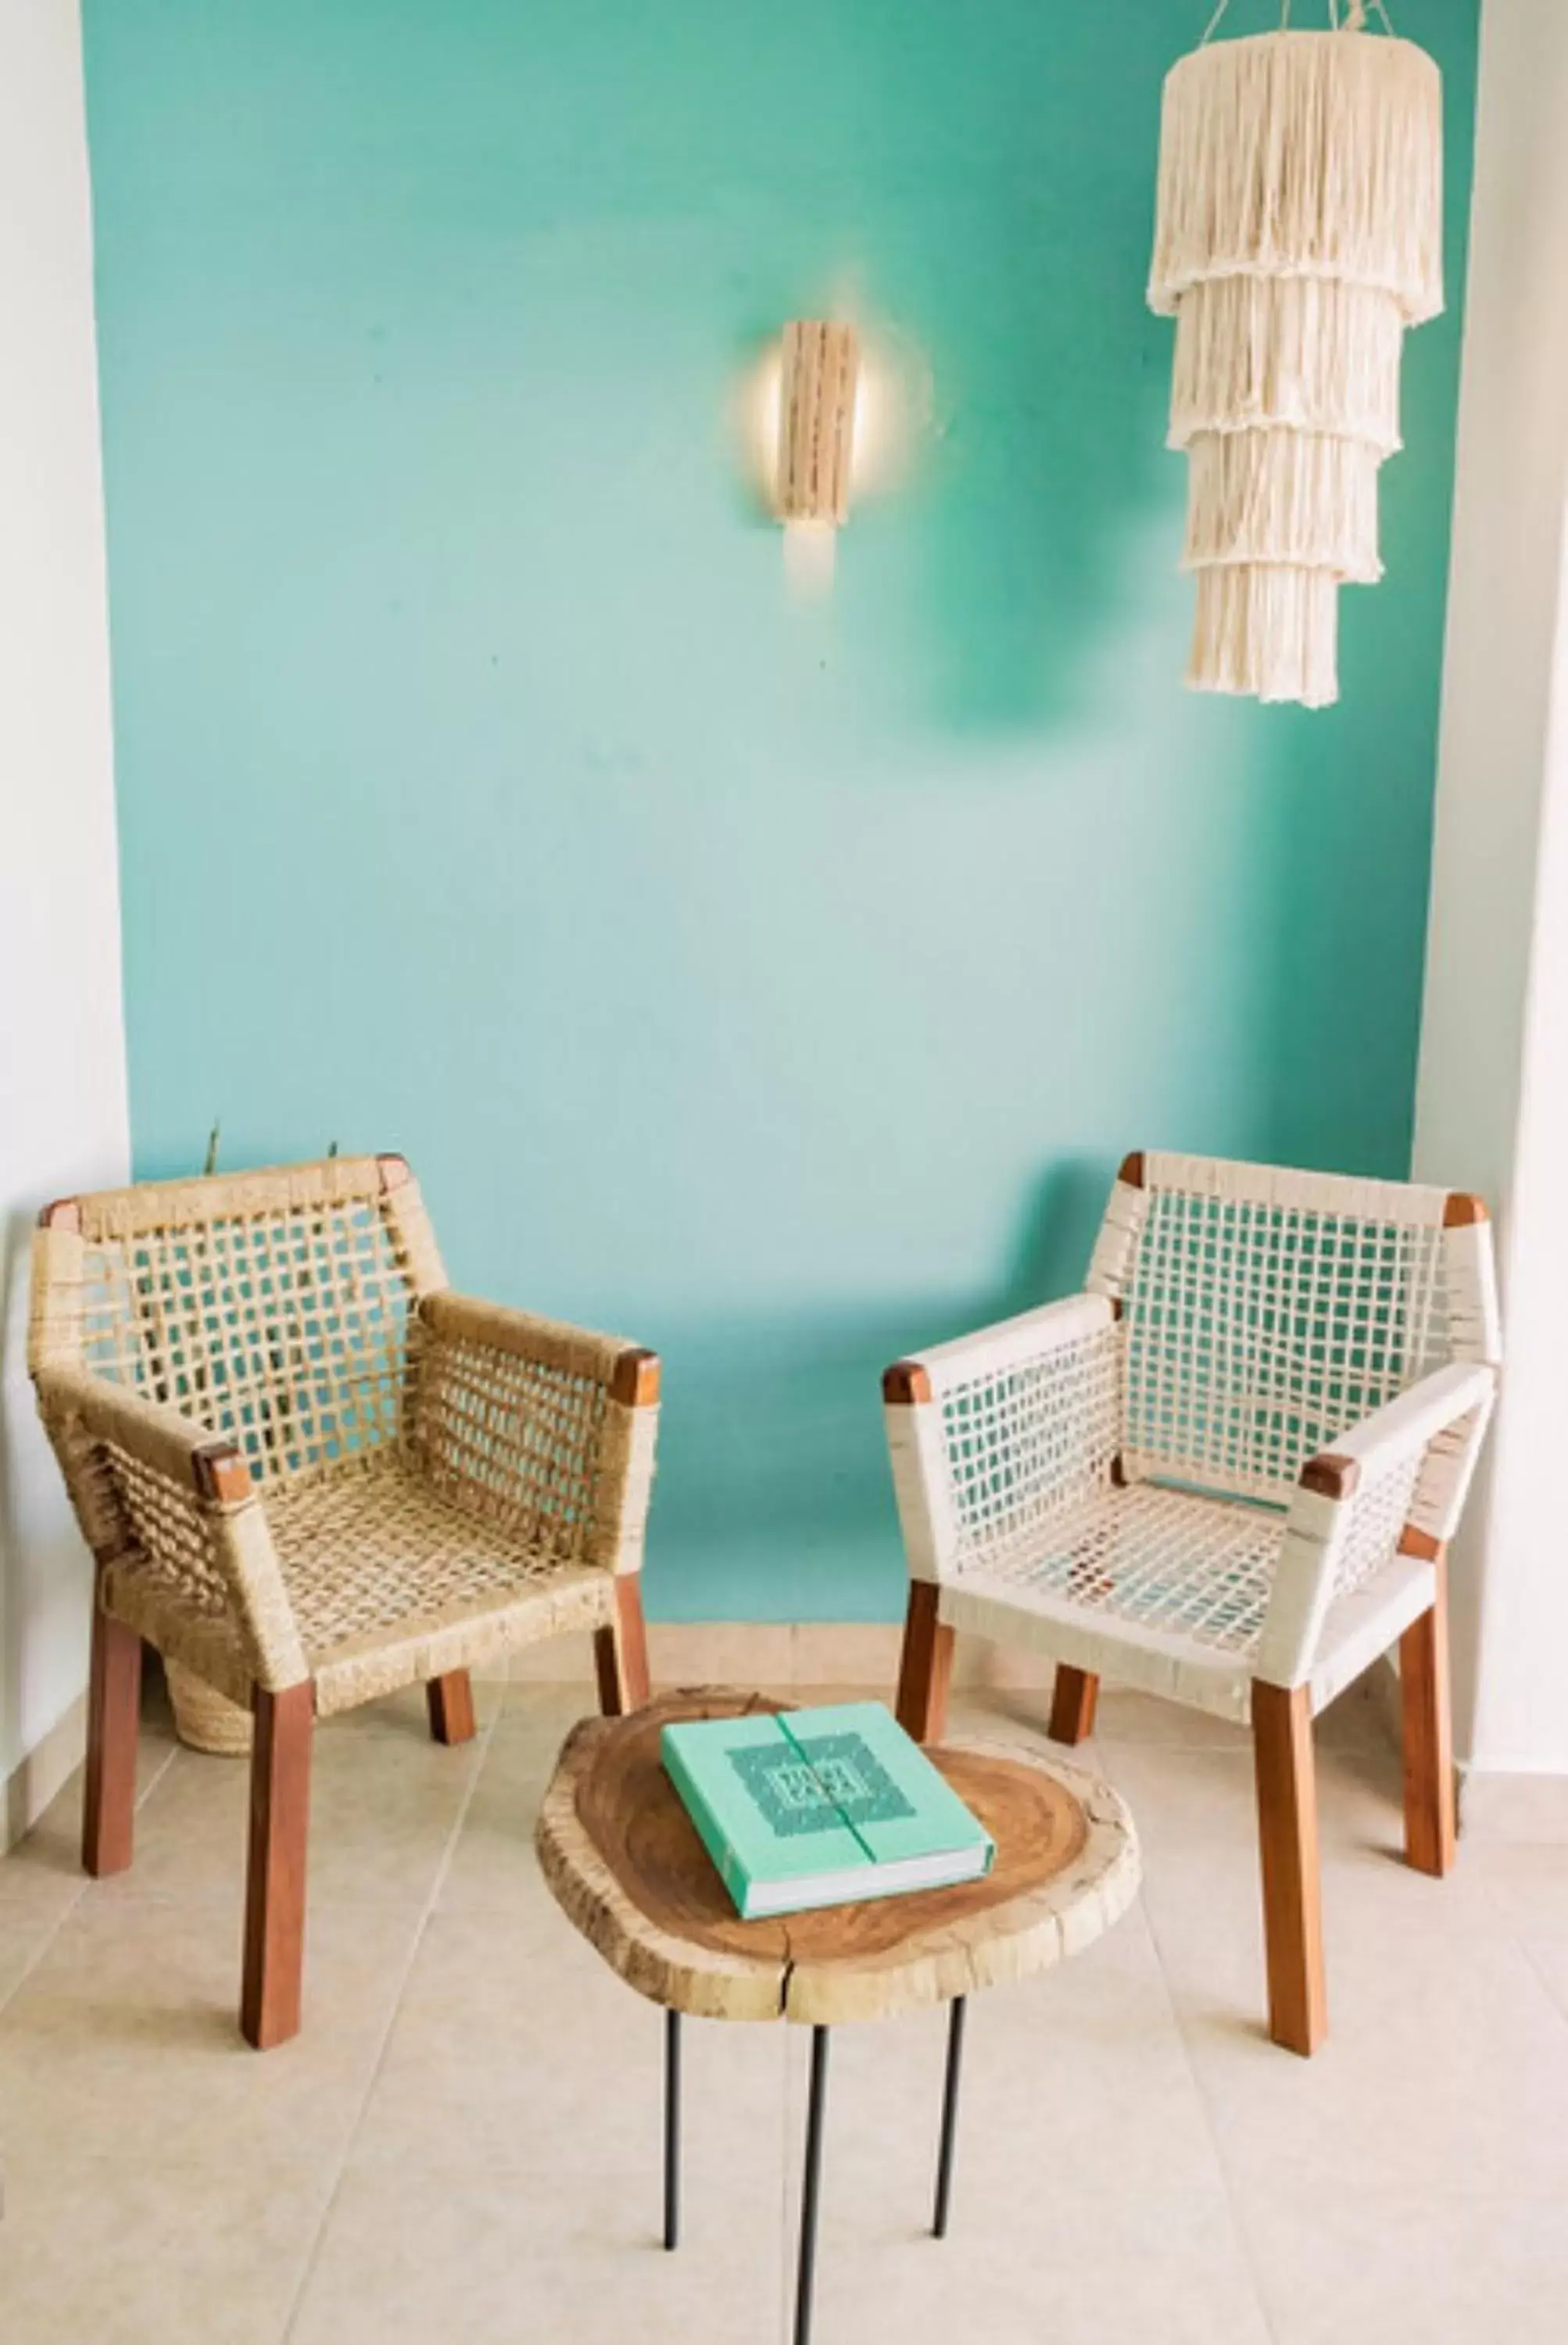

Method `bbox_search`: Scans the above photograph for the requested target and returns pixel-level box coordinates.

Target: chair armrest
[37,1362,248,1494]
[882,1294,1122,1582]
[412,1293,660,1574]
[885,1293,1119,1405]
[32,1365,308,1692]
[418,1292,660,1404]
[1255,1361,1498,1688]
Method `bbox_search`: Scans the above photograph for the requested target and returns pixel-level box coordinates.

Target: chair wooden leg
[426,1669,477,1746]
[595,1576,651,1717]
[242,1681,313,2051]
[1252,1681,1326,2057]
[894,1583,954,1745]
[1401,1573,1456,1878]
[1048,1664,1099,1745]
[82,1603,142,1878]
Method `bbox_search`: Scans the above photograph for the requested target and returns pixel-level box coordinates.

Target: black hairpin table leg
[793,2025,831,2345]
[664,2008,681,2250]
[933,1996,966,2239]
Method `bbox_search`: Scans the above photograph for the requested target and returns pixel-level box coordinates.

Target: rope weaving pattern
[265,1452,598,1659]
[28,1157,658,1717]
[77,1197,414,1485]
[412,1328,610,1567]
[1336,1446,1423,1602]
[1119,1185,1447,1502]
[105,1441,233,1622]
[962,1484,1282,1657]
[902,1155,1499,1705]
[941,1323,1122,1565]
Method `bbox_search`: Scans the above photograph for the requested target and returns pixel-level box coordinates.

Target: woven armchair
[29,1154,660,2048]
[884,1151,1500,2056]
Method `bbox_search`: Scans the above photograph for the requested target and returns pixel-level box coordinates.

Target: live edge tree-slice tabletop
[535,1688,1141,2345]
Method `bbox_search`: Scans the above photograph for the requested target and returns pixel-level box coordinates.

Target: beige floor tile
[507,1632,596,1684]
[0,1895,421,2176]
[0,1711,181,2008]
[439,1688,589,1926]
[91,1689,490,1919]
[806,2170,1273,2345]
[1462,1841,1568,1935]
[1517,1934,1568,2026]
[1094,1674,1391,1755]
[779,1913,1225,2214]
[352,1910,790,2182]
[5,1676,1568,2342]
[2,1713,178,1892]
[0,2150,331,2345]
[1167,1926,1568,2199]
[0,1873,81,2014]
[1100,1739,1504,1952]
[1458,1770,1568,1845]
[1233,2179,1568,2345]
[291,2157,787,2345]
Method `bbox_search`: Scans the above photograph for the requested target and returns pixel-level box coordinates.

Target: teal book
[660,1702,996,1920]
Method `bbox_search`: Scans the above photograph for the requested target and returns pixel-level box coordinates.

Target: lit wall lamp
[775,320,860,585]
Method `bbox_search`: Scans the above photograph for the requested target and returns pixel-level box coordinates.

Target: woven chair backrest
[1087,1151,1496,1507]
[38,1157,445,1488]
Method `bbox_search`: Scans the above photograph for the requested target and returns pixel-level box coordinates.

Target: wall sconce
[775,321,860,585]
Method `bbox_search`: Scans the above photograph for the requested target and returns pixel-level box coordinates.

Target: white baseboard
[508,1621,1064,1692]
[1457,1767,1568,1842]
[1367,1655,1568,1842]
[2,1692,86,1856]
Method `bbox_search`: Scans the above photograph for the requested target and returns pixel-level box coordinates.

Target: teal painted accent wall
[83,1,1480,1621]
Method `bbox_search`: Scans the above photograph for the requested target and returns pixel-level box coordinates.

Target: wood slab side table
[535,1691,1140,2345]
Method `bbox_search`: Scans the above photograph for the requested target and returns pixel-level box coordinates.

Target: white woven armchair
[884,1151,1500,2055]
[30,1155,660,2047]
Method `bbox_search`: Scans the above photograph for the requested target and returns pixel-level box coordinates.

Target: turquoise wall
[83,0,1480,1621]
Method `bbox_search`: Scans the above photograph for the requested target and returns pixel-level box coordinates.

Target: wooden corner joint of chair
[610,1346,661,1407]
[1443,1191,1488,1227]
[1398,1523,1444,1563]
[1298,1450,1360,1502]
[1117,1151,1146,1189]
[882,1359,933,1405]
[39,1196,83,1231]
[192,1441,254,1504]
[377,1153,413,1190]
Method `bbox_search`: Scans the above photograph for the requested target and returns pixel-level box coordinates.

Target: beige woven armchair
[29,1154,660,2048]
[885,1151,1501,2056]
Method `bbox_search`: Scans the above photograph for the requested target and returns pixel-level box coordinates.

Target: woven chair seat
[29,1154,662,2050]
[886,1150,1502,2057]
[954,1484,1283,1660]
[29,1155,658,1724]
[889,1150,1501,1728]
[266,1452,614,1713]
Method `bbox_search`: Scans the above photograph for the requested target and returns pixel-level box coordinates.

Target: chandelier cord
[1201,0,1397,41]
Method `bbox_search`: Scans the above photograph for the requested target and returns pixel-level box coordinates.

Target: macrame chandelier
[1148,2,1443,708]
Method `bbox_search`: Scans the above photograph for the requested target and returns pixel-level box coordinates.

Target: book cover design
[661,1702,995,1920]
[730,1730,915,1842]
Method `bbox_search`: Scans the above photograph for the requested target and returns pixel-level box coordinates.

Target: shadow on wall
[826,4,1176,738]
[643,1153,1114,1624]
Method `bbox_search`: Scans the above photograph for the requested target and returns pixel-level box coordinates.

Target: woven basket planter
[166,1660,253,1756]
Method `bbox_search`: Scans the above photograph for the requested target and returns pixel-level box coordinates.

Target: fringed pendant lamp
[1148,2,1444,707]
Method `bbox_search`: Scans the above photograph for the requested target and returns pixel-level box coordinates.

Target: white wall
[0,1,128,1831]
[1413,0,1568,1774]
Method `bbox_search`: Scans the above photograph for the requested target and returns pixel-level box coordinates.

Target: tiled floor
[2,1669,1568,2344]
